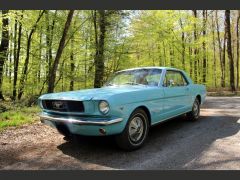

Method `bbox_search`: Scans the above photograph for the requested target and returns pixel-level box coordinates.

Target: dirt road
[0,96,240,170]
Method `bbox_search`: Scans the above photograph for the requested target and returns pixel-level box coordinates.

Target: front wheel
[186,98,200,121]
[115,108,149,151]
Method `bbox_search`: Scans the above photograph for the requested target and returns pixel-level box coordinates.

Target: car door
[161,70,190,119]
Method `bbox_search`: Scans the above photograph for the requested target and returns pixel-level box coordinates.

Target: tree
[216,10,226,87]
[211,11,217,87]
[47,10,74,93]
[192,10,198,83]
[179,18,186,70]
[12,11,23,101]
[69,38,75,91]
[236,10,240,89]
[18,10,45,100]
[225,10,236,92]
[202,10,207,85]
[0,10,9,100]
[93,10,106,88]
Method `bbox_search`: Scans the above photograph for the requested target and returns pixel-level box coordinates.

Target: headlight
[99,100,110,114]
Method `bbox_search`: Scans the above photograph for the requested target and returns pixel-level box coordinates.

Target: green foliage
[0,10,239,101]
[0,102,40,131]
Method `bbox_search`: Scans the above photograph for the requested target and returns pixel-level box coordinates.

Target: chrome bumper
[39,113,123,126]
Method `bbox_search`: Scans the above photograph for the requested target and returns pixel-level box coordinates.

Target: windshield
[105,68,162,87]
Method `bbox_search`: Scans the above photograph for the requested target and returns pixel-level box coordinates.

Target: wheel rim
[128,116,145,143]
[193,101,199,117]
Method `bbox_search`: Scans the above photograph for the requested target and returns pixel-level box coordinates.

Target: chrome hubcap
[193,101,199,117]
[129,116,144,143]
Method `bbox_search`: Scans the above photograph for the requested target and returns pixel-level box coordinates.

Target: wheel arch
[132,105,152,126]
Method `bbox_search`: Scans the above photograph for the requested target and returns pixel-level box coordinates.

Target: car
[38,67,206,151]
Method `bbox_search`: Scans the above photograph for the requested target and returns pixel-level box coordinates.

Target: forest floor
[0,96,240,170]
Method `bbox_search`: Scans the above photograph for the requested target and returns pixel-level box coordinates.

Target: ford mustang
[38,67,206,150]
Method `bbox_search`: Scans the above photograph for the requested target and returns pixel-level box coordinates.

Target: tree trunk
[193,10,198,83]
[47,10,74,93]
[0,10,9,100]
[94,10,106,88]
[216,10,225,87]
[225,10,236,92]
[169,43,174,67]
[69,38,74,91]
[45,10,57,82]
[202,10,207,85]
[222,31,226,87]
[179,18,185,70]
[18,10,45,100]
[236,10,240,89]
[12,11,23,100]
[211,12,217,88]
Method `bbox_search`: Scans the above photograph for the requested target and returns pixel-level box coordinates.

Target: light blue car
[38,67,206,150]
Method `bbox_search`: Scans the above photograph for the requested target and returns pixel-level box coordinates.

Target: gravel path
[0,96,240,170]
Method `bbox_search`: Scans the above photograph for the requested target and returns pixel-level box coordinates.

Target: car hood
[39,85,155,101]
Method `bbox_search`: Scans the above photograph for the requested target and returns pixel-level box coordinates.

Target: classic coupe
[38,67,206,150]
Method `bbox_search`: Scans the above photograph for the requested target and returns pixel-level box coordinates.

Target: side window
[163,71,188,87]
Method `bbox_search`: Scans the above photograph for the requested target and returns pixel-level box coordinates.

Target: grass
[0,102,41,131]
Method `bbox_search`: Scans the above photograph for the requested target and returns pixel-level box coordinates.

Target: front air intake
[42,100,84,112]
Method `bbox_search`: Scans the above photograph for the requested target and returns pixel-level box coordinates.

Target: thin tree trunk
[38,29,42,83]
[46,10,57,83]
[236,10,240,89]
[18,10,45,100]
[202,10,207,85]
[9,30,14,84]
[47,10,74,93]
[193,10,198,83]
[179,18,185,70]
[13,11,23,100]
[211,12,217,88]
[94,10,106,88]
[0,10,9,100]
[69,38,74,91]
[216,10,225,87]
[84,33,88,89]
[163,41,166,66]
[169,43,174,67]
[225,10,236,92]
[222,31,226,87]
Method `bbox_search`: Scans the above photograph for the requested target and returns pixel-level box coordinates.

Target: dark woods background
[0,10,239,103]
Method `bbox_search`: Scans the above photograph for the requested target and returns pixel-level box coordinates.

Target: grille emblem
[52,101,66,110]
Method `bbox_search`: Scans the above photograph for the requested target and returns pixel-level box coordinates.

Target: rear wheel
[186,98,200,121]
[115,108,149,151]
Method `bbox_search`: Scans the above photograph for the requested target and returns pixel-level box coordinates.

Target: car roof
[116,66,180,73]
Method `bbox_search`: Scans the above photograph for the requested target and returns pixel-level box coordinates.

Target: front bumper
[39,112,125,136]
[39,112,123,126]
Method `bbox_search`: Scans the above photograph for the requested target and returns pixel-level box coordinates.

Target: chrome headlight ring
[98,100,110,115]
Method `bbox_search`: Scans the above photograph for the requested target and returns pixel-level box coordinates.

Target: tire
[115,108,149,151]
[186,98,200,121]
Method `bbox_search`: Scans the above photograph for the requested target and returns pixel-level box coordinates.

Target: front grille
[42,100,84,112]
